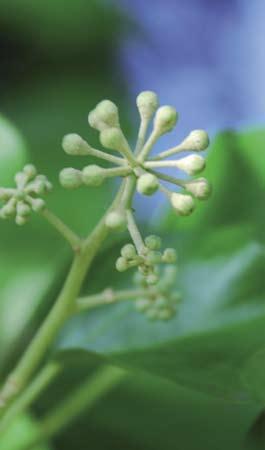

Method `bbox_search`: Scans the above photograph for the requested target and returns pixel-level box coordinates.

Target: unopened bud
[185,177,211,199]
[180,130,209,152]
[82,165,105,187]
[62,134,90,155]
[116,256,128,272]
[105,210,127,231]
[23,164,37,179]
[153,106,178,135]
[15,215,28,226]
[31,198,45,212]
[171,192,195,216]
[59,168,82,189]
[145,235,162,250]
[136,91,159,120]
[176,154,205,175]
[88,100,120,131]
[137,173,159,196]
[100,127,130,154]
[162,248,177,263]
[146,272,159,285]
[17,202,31,217]
[121,243,137,259]
[146,250,162,265]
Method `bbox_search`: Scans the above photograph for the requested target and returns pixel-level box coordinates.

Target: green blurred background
[1,2,265,450]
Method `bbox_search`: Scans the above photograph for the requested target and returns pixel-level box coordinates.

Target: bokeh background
[1,2,265,450]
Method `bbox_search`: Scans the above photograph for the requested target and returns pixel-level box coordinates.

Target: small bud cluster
[116,234,177,286]
[0,165,52,225]
[59,92,211,220]
[134,265,181,321]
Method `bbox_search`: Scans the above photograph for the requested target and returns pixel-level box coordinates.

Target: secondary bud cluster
[134,265,181,321]
[0,165,52,225]
[116,234,177,286]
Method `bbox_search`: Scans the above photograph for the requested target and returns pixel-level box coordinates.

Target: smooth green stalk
[0,362,61,434]
[148,168,183,187]
[126,209,145,254]
[21,366,126,450]
[135,118,149,156]
[77,288,146,311]
[41,208,81,251]
[0,181,126,418]
[138,130,159,162]
[84,145,125,166]
[152,144,183,161]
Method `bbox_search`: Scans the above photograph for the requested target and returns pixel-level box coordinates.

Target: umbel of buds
[0,165,52,225]
[59,90,211,219]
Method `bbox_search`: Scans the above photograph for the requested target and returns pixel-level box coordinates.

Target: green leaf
[1,414,51,450]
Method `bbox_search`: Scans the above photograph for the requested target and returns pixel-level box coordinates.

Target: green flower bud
[157,308,174,321]
[146,272,159,285]
[59,168,82,189]
[116,256,128,272]
[82,165,105,187]
[17,202,31,217]
[146,250,162,265]
[184,177,211,200]
[135,298,151,312]
[15,215,28,226]
[1,200,16,217]
[153,106,178,135]
[105,210,127,231]
[31,198,45,212]
[170,193,195,216]
[88,100,119,131]
[15,172,27,188]
[23,164,37,179]
[137,173,159,196]
[136,91,159,120]
[145,235,162,250]
[100,127,129,154]
[62,134,90,155]
[180,130,209,152]
[121,243,137,259]
[162,248,177,263]
[176,154,205,175]
[0,188,13,201]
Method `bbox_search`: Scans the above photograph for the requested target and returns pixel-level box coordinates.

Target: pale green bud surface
[180,129,209,151]
[121,243,137,259]
[171,192,195,216]
[105,211,127,231]
[82,165,104,187]
[162,248,177,263]
[59,168,82,189]
[136,91,159,120]
[62,134,89,155]
[153,106,178,135]
[176,154,205,175]
[145,235,162,250]
[137,173,159,196]
[185,177,211,199]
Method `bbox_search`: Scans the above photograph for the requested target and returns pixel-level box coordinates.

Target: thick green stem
[22,366,126,450]
[0,362,61,434]
[0,182,126,418]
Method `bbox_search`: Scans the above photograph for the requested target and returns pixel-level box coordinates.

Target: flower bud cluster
[0,164,52,225]
[134,265,181,321]
[116,234,177,286]
[59,92,211,220]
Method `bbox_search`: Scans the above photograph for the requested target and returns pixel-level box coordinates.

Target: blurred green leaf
[0,114,28,185]
[1,414,51,450]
